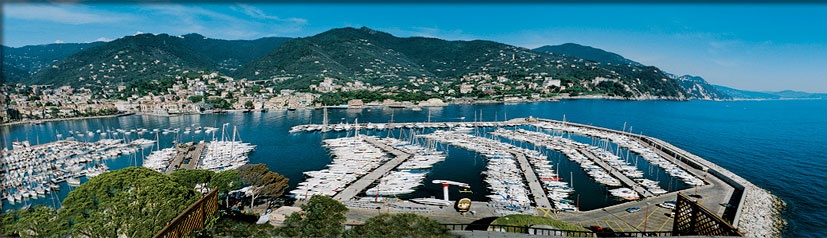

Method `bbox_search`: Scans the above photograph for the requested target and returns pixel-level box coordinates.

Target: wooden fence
[153,187,219,238]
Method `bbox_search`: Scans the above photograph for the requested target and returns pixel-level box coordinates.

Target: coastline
[0,112,135,128]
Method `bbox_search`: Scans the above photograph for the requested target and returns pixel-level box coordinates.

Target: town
[0,70,575,124]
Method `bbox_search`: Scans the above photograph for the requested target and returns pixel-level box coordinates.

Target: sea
[1,99,824,237]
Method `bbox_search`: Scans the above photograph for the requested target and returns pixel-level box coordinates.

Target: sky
[4,3,827,92]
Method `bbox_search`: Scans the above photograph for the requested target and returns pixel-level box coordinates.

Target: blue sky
[4,3,826,92]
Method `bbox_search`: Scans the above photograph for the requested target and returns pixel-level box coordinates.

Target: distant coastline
[0,112,134,127]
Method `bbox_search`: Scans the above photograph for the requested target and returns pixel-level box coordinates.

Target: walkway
[511,152,553,209]
[333,136,413,201]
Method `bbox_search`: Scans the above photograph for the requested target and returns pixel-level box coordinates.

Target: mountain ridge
[5,27,733,100]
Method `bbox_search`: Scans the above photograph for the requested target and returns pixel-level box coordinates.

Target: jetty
[576,147,655,198]
[333,136,413,201]
[164,142,206,174]
[512,152,553,209]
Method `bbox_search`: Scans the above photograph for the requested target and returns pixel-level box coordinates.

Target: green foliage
[60,166,200,237]
[346,213,451,238]
[535,43,641,67]
[205,98,232,109]
[491,214,588,231]
[170,169,215,189]
[244,100,254,109]
[238,164,289,209]
[279,195,348,237]
[10,206,69,238]
[210,170,242,195]
[189,95,205,103]
[0,210,14,236]
[207,211,277,237]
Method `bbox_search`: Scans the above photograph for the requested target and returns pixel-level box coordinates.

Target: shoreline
[4,96,819,123]
[0,112,135,128]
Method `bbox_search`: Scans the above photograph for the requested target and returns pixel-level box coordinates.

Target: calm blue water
[2,99,824,237]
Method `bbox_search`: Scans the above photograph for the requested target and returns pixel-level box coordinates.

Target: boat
[455,198,472,212]
[410,198,452,207]
[67,178,81,186]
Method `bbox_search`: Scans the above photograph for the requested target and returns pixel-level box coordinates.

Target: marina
[143,125,254,174]
[285,115,760,231]
[1,138,141,205]
[0,100,796,237]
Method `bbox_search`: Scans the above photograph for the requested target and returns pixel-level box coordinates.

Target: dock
[290,119,531,133]
[164,142,206,174]
[575,146,655,198]
[512,152,553,209]
[332,136,413,201]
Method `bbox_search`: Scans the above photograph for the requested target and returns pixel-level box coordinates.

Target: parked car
[658,201,676,209]
[626,207,641,213]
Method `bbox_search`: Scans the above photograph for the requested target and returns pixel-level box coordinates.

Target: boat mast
[323,107,329,132]
[427,109,431,123]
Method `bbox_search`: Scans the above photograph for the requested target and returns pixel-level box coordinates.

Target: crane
[432,180,470,202]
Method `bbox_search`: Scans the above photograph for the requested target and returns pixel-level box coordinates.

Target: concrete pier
[512,152,553,209]
[164,142,205,174]
[576,146,655,198]
[333,136,413,201]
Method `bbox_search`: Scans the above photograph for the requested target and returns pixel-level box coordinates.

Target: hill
[2,42,103,83]
[20,33,288,87]
[6,27,734,100]
[714,86,827,99]
[535,43,726,100]
[534,43,641,67]
[672,75,730,100]
[713,85,780,99]
[239,27,698,99]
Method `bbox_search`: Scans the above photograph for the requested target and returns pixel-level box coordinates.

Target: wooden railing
[153,187,219,238]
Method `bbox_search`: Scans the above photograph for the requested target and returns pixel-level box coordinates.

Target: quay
[289,119,529,133]
[575,147,655,198]
[332,136,413,201]
[164,142,206,174]
[511,152,553,209]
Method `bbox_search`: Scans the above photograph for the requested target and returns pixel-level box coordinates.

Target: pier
[289,119,530,133]
[164,142,206,174]
[332,136,413,201]
[512,152,553,209]
[575,147,655,198]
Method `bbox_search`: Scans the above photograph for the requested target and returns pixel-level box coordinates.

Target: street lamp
[643,201,651,233]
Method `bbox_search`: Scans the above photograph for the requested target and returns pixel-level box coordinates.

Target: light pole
[644,201,651,234]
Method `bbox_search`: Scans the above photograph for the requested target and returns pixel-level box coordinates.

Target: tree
[279,195,348,237]
[0,211,17,236]
[170,169,215,190]
[237,164,289,210]
[244,100,254,109]
[59,167,200,237]
[12,206,69,238]
[209,170,242,206]
[346,213,450,238]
